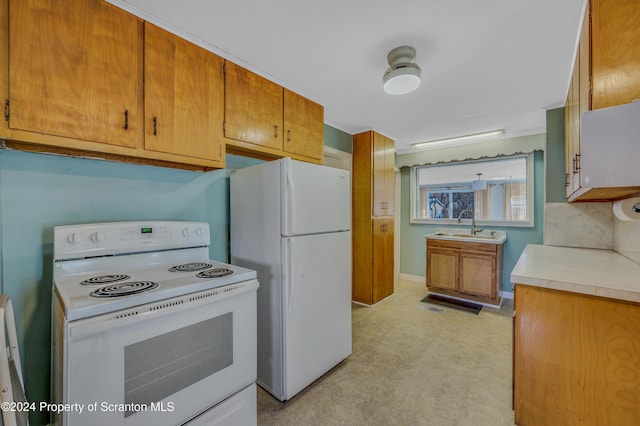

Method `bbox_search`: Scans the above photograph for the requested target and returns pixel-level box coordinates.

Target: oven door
[57,280,258,426]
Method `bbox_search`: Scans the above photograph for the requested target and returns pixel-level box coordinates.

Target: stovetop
[52,221,257,321]
[54,248,257,321]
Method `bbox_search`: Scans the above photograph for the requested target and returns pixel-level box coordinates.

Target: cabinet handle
[153,116,158,136]
[575,153,581,171]
[572,156,577,174]
[274,125,278,138]
[123,109,129,130]
[287,129,291,142]
[565,173,570,187]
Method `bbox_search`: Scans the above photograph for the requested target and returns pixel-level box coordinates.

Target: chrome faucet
[457,208,483,235]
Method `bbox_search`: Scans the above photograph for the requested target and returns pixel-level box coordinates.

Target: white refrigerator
[230,157,352,401]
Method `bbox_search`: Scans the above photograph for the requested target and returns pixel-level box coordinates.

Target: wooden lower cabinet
[513,285,640,425]
[426,238,502,305]
[352,217,394,305]
[372,217,394,303]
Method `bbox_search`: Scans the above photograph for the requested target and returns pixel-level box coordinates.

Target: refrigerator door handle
[285,238,295,317]
[285,167,296,235]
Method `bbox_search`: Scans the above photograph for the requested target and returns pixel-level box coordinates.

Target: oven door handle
[68,280,259,340]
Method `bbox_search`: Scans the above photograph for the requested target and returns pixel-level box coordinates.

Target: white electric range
[51,221,258,426]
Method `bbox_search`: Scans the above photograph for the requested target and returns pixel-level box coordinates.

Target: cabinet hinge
[4,99,9,122]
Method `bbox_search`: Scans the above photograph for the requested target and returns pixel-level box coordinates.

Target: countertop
[511,244,640,304]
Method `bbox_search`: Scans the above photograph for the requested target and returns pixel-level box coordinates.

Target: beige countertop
[511,244,640,304]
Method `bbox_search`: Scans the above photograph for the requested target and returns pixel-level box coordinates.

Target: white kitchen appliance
[230,157,352,401]
[51,221,259,426]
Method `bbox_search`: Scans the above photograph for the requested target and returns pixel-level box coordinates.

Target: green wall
[398,150,545,293]
[546,107,566,202]
[323,124,353,153]
[0,125,346,425]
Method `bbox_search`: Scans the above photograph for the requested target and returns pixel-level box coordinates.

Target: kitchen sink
[451,233,497,240]
[428,228,507,243]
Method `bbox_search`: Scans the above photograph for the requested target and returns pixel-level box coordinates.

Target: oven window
[124,312,233,417]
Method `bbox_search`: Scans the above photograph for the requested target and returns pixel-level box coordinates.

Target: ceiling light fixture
[383,46,421,95]
[412,130,505,150]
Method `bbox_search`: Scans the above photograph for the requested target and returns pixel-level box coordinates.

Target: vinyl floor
[257,276,516,426]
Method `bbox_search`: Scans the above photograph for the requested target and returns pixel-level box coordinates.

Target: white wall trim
[500,290,514,300]
[399,273,425,283]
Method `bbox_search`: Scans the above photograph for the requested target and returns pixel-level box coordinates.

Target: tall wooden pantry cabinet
[352,131,395,304]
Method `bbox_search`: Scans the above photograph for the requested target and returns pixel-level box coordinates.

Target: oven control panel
[54,221,210,260]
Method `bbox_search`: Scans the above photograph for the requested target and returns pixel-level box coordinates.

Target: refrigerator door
[281,158,351,237]
[281,231,352,400]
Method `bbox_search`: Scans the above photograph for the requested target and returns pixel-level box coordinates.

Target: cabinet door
[564,85,573,198]
[427,249,458,292]
[565,54,581,198]
[591,0,640,109]
[579,0,591,114]
[372,218,394,302]
[9,0,142,148]
[459,253,496,299]
[283,89,324,160]
[570,52,581,195]
[144,23,223,162]
[372,133,395,216]
[225,62,283,150]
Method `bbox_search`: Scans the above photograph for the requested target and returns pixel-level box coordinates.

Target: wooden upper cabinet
[8,0,142,148]
[144,23,224,163]
[224,61,283,150]
[591,0,640,109]
[283,89,324,161]
[372,132,395,216]
[564,0,640,201]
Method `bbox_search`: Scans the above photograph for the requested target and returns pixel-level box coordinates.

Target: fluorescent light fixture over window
[412,130,505,150]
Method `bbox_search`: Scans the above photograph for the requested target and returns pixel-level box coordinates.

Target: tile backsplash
[614,219,640,264]
[545,202,613,249]
[545,201,640,265]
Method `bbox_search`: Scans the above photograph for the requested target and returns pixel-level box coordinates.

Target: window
[410,154,533,226]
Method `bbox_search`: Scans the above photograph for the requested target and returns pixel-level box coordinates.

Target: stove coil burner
[196,268,234,279]
[90,281,159,298]
[168,262,213,273]
[81,274,131,285]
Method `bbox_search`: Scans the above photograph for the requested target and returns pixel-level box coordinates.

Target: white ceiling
[108,0,586,153]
